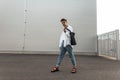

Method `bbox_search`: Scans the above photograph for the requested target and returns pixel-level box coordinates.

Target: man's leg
[56,46,66,67]
[66,45,77,73]
[66,45,77,67]
[51,41,66,72]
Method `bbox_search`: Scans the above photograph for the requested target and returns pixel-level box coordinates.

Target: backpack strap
[66,28,71,32]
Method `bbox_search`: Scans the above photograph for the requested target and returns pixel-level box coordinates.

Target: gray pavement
[0,54,120,80]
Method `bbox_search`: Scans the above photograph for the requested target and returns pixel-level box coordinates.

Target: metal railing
[98,29,120,60]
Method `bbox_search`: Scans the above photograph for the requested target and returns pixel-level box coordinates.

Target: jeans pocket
[67,45,72,49]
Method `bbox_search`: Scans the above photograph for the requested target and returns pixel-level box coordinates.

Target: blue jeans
[56,41,77,67]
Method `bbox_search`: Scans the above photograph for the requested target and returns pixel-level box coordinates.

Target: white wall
[0,0,24,51]
[0,0,97,53]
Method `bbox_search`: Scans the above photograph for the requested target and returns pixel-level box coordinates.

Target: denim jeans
[56,41,77,67]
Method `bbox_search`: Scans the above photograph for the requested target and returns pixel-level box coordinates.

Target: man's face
[61,21,67,28]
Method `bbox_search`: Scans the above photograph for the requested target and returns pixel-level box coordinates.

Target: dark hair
[60,18,67,22]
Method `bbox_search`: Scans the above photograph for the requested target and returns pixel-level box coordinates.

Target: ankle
[73,66,77,68]
[55,65,59,68]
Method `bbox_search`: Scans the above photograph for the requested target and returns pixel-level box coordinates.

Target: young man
[51,18,77,73]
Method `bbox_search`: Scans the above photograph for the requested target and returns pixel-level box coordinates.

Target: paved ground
[0,54,120,80]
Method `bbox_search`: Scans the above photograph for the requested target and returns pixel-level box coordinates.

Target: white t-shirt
[59,25,73,47]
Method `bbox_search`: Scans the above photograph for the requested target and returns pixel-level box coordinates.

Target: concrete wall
[0,0,24,51]
[0,0,97,54]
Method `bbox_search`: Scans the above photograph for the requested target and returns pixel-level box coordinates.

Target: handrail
[98,29,120,60]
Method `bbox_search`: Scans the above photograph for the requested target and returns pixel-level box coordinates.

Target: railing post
[116,30,120,60]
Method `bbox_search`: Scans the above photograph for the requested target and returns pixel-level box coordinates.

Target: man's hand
[64,28,66,33]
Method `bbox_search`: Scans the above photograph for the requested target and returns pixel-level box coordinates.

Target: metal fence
[98,30,120,60]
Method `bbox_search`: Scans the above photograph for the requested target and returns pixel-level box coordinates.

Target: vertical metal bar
[103,35,106,55]
[100,36,102,55]
[112,31,115,57]
[109,32,114,57]
[107,33,109,56]
[101,35,103,55]
[23,0,28,52]
[113,31,115,57]
[97,36,99,56]
[114,31,117,57]
[100,35,102,55]
[109,33,112,57]
[105,34,107,56]
[116,30,120,60]
[98,35,101,55]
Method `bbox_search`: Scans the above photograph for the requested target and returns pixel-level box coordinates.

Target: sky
[97,0,120,34]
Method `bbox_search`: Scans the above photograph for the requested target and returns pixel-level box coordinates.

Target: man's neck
[64,25,68,28]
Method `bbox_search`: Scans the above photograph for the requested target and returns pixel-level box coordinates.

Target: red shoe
[51,66,59,72]
[71,67,77,73]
